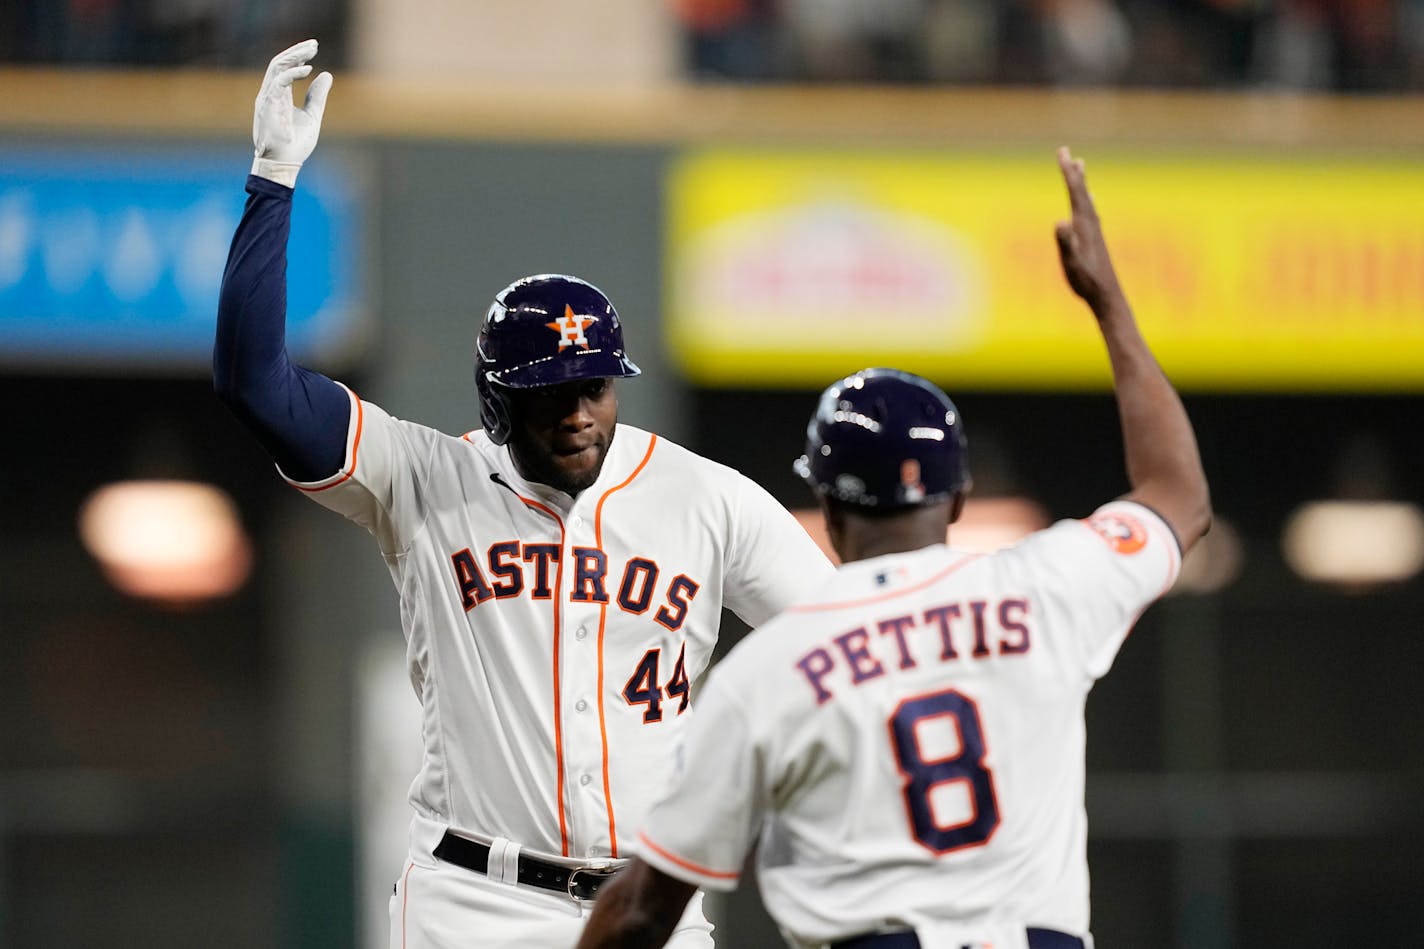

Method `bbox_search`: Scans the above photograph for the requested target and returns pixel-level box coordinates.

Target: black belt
[432,831,622,901]
[831,927,1085,949]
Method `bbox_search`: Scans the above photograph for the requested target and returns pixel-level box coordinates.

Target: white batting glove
[251,39,333,188]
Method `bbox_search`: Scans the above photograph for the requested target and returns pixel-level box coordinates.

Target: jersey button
[575,626,588,641]
[579,773,592,786]
[575,699,588,712]
[570,515,584,528]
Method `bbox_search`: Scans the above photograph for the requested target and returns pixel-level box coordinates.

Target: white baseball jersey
[634,500,1181,948]
[285,384,833,862]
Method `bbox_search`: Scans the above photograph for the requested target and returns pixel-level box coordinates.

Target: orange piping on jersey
[1159,511,1184,591]
[296,388,365,493]
[592,433,659,858]
[636,831,740,881]
[787,554,983,613]
[1153,524,1182,598]
[1132,519,1182,632]
[400,861,414,949]
[516,492,571,856]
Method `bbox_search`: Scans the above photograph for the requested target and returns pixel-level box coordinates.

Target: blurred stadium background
[2,1,1422,946]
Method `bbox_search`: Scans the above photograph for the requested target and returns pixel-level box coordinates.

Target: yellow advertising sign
[665,151,1424,390]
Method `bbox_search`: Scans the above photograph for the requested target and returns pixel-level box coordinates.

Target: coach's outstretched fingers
[1054,146,1123,313]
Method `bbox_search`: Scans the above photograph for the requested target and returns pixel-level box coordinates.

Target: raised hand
[1053,146,1125,314]
[252,39,333,169]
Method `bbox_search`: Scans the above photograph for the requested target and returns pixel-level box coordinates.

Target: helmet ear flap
[476,364,513,446]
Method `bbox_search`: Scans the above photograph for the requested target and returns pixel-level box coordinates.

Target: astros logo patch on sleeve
[1086,509,1148,555]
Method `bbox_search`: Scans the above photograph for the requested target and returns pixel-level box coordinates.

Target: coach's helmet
[794,368,970,510]
[476,274,641,445]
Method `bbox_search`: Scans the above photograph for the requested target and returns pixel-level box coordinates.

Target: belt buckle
[566,864,620,901]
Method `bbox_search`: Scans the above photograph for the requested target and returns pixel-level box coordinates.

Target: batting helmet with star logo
[475,274,641,445]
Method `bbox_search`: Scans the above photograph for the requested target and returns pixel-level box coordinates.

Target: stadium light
[1282,500,1424,589]
[78,479,253,606]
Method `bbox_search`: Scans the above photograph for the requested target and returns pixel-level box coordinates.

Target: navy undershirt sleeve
[213,175,351,482]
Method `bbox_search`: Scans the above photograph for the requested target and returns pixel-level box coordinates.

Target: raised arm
[1054,146,1212,552]
[213,40,349,482]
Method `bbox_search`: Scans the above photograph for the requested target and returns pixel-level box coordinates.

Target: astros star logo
[546,304,598,350]
[1086,510,1148,555]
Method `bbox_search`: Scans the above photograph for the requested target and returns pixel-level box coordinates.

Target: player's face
[507,378,618,496]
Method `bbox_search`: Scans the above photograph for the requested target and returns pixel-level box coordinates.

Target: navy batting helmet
[476,274,641,445]
[794,368,970,510]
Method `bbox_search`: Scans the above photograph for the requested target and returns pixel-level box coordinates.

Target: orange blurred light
[1170,514,1243,596]
[793,496,1049,564]
[1282,500,1424,589]
[78,480,253,606]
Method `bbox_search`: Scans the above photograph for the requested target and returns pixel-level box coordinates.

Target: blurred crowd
[3,0,1421,92]
[0,0,343,67]
[675,0,1424,91]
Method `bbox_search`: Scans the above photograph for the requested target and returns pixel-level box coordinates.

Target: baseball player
[575,147,1212,949]
[213,41,833,948]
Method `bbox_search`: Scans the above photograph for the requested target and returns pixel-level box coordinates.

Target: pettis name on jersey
[794,594,1031,704]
